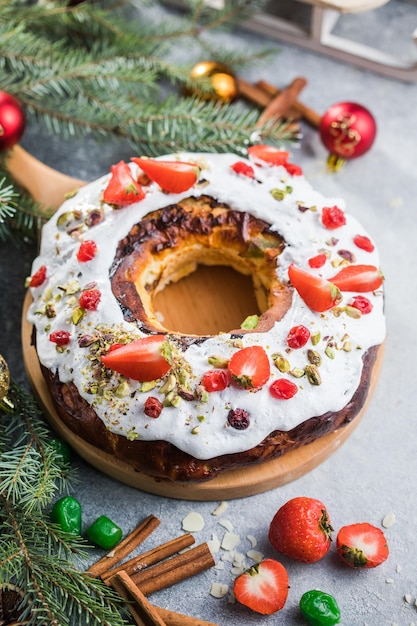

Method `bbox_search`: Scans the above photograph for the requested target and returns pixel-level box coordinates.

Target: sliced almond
[181,511,205,532]
[210,582,229,598]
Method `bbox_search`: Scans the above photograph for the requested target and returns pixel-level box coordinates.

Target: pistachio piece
[305,364,322,386]
[307,349,322,366]
[272,352,291,373]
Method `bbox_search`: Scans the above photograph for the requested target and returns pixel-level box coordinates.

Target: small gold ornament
[0,354,14,412]
[189,60,237,103]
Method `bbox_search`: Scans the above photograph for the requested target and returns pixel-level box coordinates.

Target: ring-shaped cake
[27,148,385,482]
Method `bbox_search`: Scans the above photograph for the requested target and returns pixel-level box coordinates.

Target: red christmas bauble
[319,102,376,169]
[0,91,25,151]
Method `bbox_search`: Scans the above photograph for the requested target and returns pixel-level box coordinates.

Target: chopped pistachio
[191,426,200,435]
[345,305,362,319]
[115,381,130,398]
[71,306,85,325]
[307,349,322,366]
[208,355,229,369]
[311,332,321,345]
[159,373,177,395]
[272,352,291,373]
[241,314,259,330]
[325,344,336,359]
[305,364,322,386]
[140,380,158,392]
[289,367,305,378]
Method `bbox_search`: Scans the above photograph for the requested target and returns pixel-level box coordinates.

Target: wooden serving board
[22,290,382,501]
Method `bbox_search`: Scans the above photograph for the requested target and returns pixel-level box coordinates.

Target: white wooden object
[163,0,417,81]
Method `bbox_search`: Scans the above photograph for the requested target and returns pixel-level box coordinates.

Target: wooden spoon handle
[7,145,85,211]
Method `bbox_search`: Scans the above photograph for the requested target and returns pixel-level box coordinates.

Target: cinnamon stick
[236,77,271,108]
[111,571,168,626]
[101,533,195,583]
[111,570,219,626]
[256,79,322,128]
[129,543,215,596]
[87,514,160,578]
[257,76,307,127]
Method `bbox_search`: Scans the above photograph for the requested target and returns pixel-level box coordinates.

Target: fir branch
[0,377,129,625]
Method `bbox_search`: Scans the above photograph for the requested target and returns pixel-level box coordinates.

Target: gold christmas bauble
[189,60,237,103]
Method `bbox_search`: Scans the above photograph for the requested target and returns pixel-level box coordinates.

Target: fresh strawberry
[233,558,289,615]
[230,161,255,178]
[103,160,145,206]
[269,496,333,563]
[101,335,171,382]
[247,144,290,166]
[329,264,383,292]
[336,522,389,568]
[288,264,342,312]
[131,157,199,193]
[228,345,270,390]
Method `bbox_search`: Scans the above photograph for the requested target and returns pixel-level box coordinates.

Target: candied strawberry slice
[131,157,199,193]
[247,144,290,166]
[288,264,342,312]
[103,160,145,206]
[234,558,289,615]
[329,264,383,292]
[101,335,171,382]
[228,345,270,390]
[336,522,389,568]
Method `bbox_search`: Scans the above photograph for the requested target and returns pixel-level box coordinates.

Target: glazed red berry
[202,370,228,392]
[49,330,71,346]
[270,378,298,399]
[322,205,346,230]
[350,295,373,314]
[353,234,374,252]
[29,265,47,287]
[144,396,163,418]
[79,288,101,311]
[231,161,255,179]
[283,162,302,176]
[227,408,250,430]
[308,253,327,269]
[76,240,97,262]
[286,325,310,349]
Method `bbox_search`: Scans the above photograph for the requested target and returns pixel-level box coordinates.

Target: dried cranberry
[322,205,346,230]
[49,330,71,346]
[79,288,101,311]
[29,265,47,287]
[287,325,310,349]
[283,162,302,176]
[202,370,228,392]
[270,378,298,399]
[76,240,97,262]
[227,408,250,430]
[353,234,374,252]
[350,295,373,314]
[308,253,327,269]
[144,396,163,418]
[231,161,255,179]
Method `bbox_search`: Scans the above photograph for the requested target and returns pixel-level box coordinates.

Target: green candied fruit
[51,496,82,536]
[86,515,123,550]
[48,438,72,465]
[300,590,340,626]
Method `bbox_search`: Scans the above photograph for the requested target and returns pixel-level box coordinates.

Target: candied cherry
[308,253,327,269]
[144,396,163,418]
[350,295,373,314]
[270,378,298,399]
[322,205,346,230]
[29,265,47,287]
[353,234,374,252]
[50,330,71,346]
[287,325,310,349]
[202,370,228,392]
[230,161,255,179]
[77,240,97,262]
[79,288,101,311]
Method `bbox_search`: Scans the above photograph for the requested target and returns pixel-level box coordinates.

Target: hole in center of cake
[153,264,260,336]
